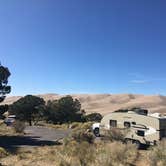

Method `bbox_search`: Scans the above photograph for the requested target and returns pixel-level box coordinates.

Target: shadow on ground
[0,135,61,154]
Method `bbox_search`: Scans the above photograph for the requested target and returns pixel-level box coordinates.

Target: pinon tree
[10,95,45,126]
[45,96,85,124]
[0,64,11,102]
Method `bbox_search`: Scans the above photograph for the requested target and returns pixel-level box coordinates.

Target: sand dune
[1,93,166,115]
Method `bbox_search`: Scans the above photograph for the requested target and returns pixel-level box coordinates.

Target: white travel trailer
[92,108,166,146]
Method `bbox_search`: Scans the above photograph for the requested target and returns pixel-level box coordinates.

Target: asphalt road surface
[25,126,71,142]
[0,126,71,152]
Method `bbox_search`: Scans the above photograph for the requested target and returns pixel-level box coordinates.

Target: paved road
[25,126,71,142]
[0,126,71,152]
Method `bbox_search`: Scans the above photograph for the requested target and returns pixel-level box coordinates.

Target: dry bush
[0,123,16,136]
[104,128,127,142]
[79,122,93,130]
[13,120,25,133]
[0,147,8,158]
[69,122,93,131]
[69,122,81,129]
[46,123,69,130]
[64,122,94,145]
[69,129,95,144]
[0,141,138,166]
[39,122,93,131]
[64,141,138,166]
[147,139,166,166]
[94,142,138,166]
[64,141,96,166]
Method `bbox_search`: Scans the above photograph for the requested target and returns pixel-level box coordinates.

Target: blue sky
[0,0,166,96]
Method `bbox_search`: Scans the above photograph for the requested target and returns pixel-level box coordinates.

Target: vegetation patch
[102,127,128,142]
[147,139,166,166]
[0,147,8,158]
[13,120,25,134]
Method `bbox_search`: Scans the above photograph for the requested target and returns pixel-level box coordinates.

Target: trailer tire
[93,128,100,137]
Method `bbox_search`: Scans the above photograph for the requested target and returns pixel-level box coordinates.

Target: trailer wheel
[93,128,100,137]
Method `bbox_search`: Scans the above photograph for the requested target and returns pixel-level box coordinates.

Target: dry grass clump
[0,144,94,166]
[64,122,94,145]
[103,128,127,142]
[0,140,138,166]
[0,146,61,166]
[0,123,17,136]
[69,122,81,129]
[94,142,138,166]
[0,147,8,158]
[51,124,69,130]
[0,146,70,166]
[63,138,138,166]
[62,140,138,166]
[63,141,96,166]
[13,120,25,133]
[69,122,93,130]
[40,122,93,131]
[79,122,93,130]
[71,130,95,144]
[147,139,166,166]
[41,123,69,130]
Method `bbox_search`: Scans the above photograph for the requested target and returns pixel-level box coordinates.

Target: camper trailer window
[124,122,131,128]
[132,122,136,125]
[137,130,145,137]
[110,120,117,127]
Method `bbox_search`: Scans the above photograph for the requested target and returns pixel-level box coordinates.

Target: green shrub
[85,113,102,122]
[44,96,84,124]
[13,120,25,133]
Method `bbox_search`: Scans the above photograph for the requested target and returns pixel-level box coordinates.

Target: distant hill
[1,93,166,115]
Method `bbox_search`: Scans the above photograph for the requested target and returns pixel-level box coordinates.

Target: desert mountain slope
[1,93,166,115]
